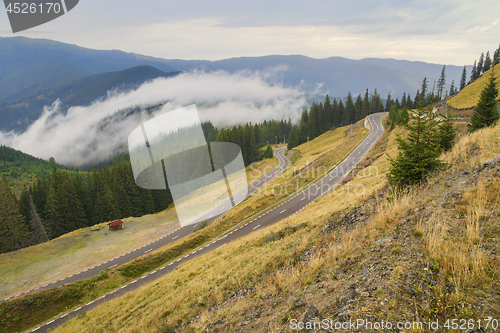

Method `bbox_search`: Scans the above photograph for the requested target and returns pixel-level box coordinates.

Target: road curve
[4,148,288,303]
[34,113,386,333]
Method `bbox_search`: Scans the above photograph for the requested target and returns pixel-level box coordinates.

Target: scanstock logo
[3,0,79,33]
[128,105,248,227]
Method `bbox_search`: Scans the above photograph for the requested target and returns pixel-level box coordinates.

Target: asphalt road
[33,113,387,333]
[4,147,288,303]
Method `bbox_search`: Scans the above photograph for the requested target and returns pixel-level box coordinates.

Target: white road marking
[108,264,117,269]
[301,197,306,201]
[280,209,286,214]
[253,224,261,230]
[144,249,152,254]
[216,244,227,250]
[172,236,178,240]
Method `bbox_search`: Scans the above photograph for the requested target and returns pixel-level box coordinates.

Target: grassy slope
[47,120,378,332]
[53,120,500,333]
[448,63,500,110]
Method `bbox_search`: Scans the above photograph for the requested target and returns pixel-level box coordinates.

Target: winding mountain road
[33,112,387,333]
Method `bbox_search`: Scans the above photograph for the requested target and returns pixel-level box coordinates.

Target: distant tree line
[288,90,389,150]
[469,44,500,84]
[214,119,293,165]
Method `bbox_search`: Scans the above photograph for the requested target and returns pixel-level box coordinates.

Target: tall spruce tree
[354,94,363,122]
[438,114,456,152]
[387,104,444,188]
[287,128,299,150]
[494,44,500,66]
[470,60,478,83]
[322,95,332,132]
[460,65,467,91]
[468,72,499,132]
[362,89,370,116]
[449,79,456,95]
[0,178,31,253]
[437,65,446,99]
[344,92,355,125]
[484,51,492,73]
[478,52,484,75]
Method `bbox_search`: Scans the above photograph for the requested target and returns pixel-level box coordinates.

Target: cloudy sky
[1,0,499,65]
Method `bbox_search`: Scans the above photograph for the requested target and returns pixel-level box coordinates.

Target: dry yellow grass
[442,121,500,170]
[448,63,500,110]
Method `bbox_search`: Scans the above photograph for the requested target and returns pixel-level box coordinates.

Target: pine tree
[477,52,484,75]
[265,144,273,159]
[399,107,410,124]
[344,92,355,125]
[322,95,332,132]
[385,92,393,112]
[406,93,413,109]
[470,60,478,83]
[420,78,428,101]
[468,72,499,132]
[245,124,258,165]
[362,89,370,116]
[0,178,31,253]
[438,114,456,152]
[460,65,467,91]
[387,104,444,188]
[287,128,299,150]
[354,94,363,121]
[19,188,49,244]
[494,44,500,66]
[338,101,344,127]
[437,65,446,100]
[449,79,456,95]
[307,105,317,138]
[331,99,339,129]
[298,109,308,144]
[389,104,398,128]
[484,51,492,73]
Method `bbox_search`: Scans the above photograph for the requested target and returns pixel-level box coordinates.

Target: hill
[448,63,500,110]
[0,145,81,193]
[0,37,177,101]
[43,118,500,333]
[0,65,179,132]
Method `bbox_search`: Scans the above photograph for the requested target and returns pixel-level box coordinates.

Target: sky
[1,0,499,65]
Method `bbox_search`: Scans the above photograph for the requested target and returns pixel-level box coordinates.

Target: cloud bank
[0,70,307,167]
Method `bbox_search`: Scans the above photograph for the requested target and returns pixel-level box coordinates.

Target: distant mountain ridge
[0,65,179,132]
[0,36,471,131]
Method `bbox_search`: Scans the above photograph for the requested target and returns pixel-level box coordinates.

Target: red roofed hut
[108,220,123,230]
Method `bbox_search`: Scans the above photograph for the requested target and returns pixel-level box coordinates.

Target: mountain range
[0,36,471,131]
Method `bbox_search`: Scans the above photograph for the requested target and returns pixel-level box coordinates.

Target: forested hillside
[0,145,81,193]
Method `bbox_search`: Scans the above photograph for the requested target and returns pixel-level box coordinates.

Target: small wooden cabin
[108,220,123,230]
